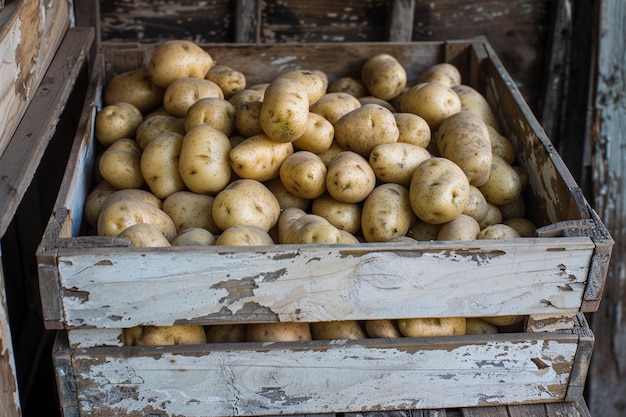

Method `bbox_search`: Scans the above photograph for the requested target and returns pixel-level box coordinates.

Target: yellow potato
[163,77,224,118]
[361,53,407,101]
[135,114,186,149]
[394,112,431,148]
[409,157,470,224]
[477,223,521,240]
[498,195,526,220]
[276,207,307,243]
[513,165,529,192]
[465,318,499,335]
[264,177,311,212]
[215,225,274,246]
[418,63,462,87]
[358,96,397,112]
[292,112,335,154]
[279,151,328,200]
[205,324,248,343]
[398,317,466,337]
[234,101,264,137]
[338,229,361,244]
[310,92,362,125]
[503,217,537,237]
[229,133,294,181]
[229,88,265,108]
[147,39,214,88]
[406,218,442,241]
[246,322,311,342]
[327,76,368,98]
[184,97,236,136]
[437,214,480,241]
[212,179,281,232]
[334,104,399,157]
[326,151,376,203]
[311,320,366,340]
[275,69,328,105]
[97,198,177,240]
[162,191,220,234]
[83,180,117,228]
[118,223,172,247]
[478,155,522,205]
[179,124,232,195]
[204,64,246,99]
[463,185,489,223]
[487,125,515,164]
[133,325,207,346]
[481,315,525,327]
[361,183,415,243]
[400,82,462,131]
[365,320,401,338]
[478,203,503,230]
[140,131,186,199]
[369,142,431,187]
[311,193,362,234]
[452,84,500,133]
[170,227,216,246]
[436,111,492,187]
[95,102,144,147]
[98,138,145,190]
[281,213,341,245]
[104,67,164,112]
[316,141,346,166]
[260,77,309,143]
[102,188,163,211]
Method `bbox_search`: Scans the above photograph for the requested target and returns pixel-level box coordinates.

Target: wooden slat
[235,0,260,43]
[388,0,415,42]
[0,249,20,417]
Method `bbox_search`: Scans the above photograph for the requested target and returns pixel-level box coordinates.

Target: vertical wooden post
[0,254,20,417]
[588,0,626,416]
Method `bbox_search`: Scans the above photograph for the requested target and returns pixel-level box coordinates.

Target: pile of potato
[87,39,537,250]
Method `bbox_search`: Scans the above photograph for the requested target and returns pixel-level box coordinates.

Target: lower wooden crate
[53,314,593,417]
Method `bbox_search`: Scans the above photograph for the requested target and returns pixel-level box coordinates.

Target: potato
[338,229,361,244]
[310,92,361,125]
[311,320,366,340]
[281,213,341,245]
[487,125,515,164]
[361,53,407,101]
[229,88,264,108]
[163,77,224,118]
[205,324,248,343]
[478,203,503,230]
[205,64,246,99]
[133,325,207,346]
[400,82,462,131]
[179,124,232,195]
[215,225,274,246]
[409,157,470,224]
[437,214,480,241]
[463,185,489,223]
[275,69,328,105]
[394,112,431,148]
[369,142,431,187]
[327,76,368,98]
[123,326,143,346]
[398,317,466,337]
[498,195,526,220]
[170,227,216,246]
[162,191,220,234]
[361,183,415,242]
[406,218,442,241]
[477,223,521,240]
[102,188,163,210]
[418,63,462,87]
[118,223,172,247]
[246,322,311,342]
[503,217,537,237]
[279,151,327,199]
[365,319,401,338]
[311,193,362,234]
[95,102,143,147]
[436,111,492,187]
[234,101,264,137]
[212,179,281,232]
[334,104,399,157]
[184,97,236,136]
[98,138,145,190]
[276,207,307,243]
[358,96,397,112]
[481,315,525,327]
[147,39,214,88]
[292,112,335,154]
[316,141,346,167]
[97,198,177,239]
[452,84,500,133]
[264,177,310,211]
[229,134,294,181]
[83,180,117,228]
[135,114,186,149]
[478,155,522,205]
[465,318,499,335]
[140,131,186,199]
[513,165,529,192]
[260,77,309,143]
[104,67,164,112]
[326,151,376,203]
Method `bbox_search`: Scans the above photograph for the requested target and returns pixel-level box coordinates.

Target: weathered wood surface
[588,0,626,416]
[54,316,592,416]
[0,0,72,157]
[0,249,20,417]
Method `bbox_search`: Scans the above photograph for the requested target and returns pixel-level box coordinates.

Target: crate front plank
[54,238,592,330]
[67,335,580,416]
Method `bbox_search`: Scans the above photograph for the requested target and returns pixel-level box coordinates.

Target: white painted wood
[67,328,124,348]
[0,247,21,417]
[65,334,581,416]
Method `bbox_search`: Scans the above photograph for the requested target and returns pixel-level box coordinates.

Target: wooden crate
[37,39,611,414]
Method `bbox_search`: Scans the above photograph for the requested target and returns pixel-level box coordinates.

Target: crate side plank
[55,239,592,330]
[66,335,579,416]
